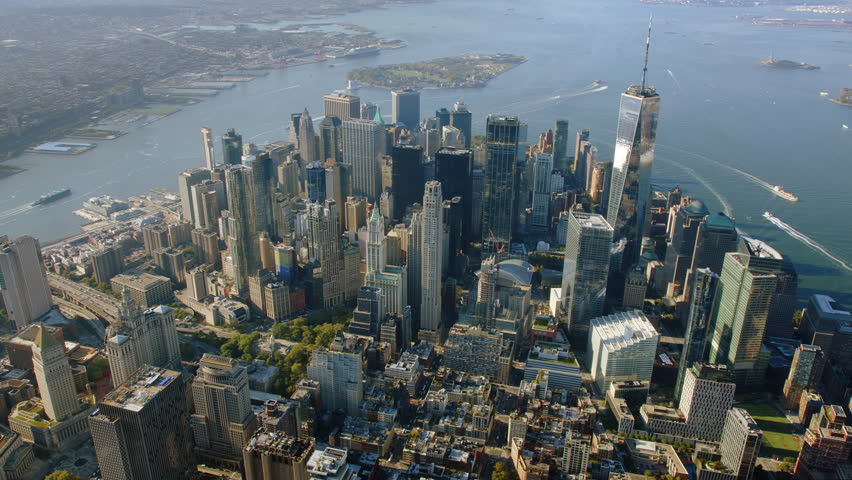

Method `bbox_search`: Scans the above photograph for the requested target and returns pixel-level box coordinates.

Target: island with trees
[346,53,526,89]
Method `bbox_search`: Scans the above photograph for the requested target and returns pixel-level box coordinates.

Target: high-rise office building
[365,207,407,315]
[476,256,498,329]
[201,126,216,170]
[325,163,351,232]
[782,345,826,409]
[0,235,53,331]
[408,212,423,329]
[306,200,344,308]
[243,430,314,480]
[481,116,520,250]
[307,331,365,415]
[679,363,736,442]
[318,115,342,164]
[105,289,181,387]
[31,325,78,421]
[342,118,387,203]
[674,268,719,400]
[707,239,784,386]
[349,286,384,337]
[306,161,327,203]
[587,310,659,392]
[344,196,367,234]
[222,128,243,165]
[434,147,473,241]
[298,108,319,166]
[662,200,709,298]
[561,212,613,344]
[606,78,661,269]
[387,145,424,217]
[249,152,276,236]
[178,167,211,225]
[89,366,194,480]
[718,408,763,480]
[91,245,124,284]
[553,119,569,171]
[530,153,553,229]
[573,129,592,191]
[681,212,738,318]
[391,88,420,129]
[450,101,473,149]
[420,181,443,335]
[190,179,225,230]
[190,354,258,462]
[323,92,360,121]
[798,294,852,378]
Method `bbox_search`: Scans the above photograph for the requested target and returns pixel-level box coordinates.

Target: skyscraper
[782,345,826,409]
[0,235,53,330]
[307,331,365,415]
[674,268,719,400]
[89,366,194,480]
[201,126,215,170]
[190,179,225,230]
[388,144,425,216]
[707,238,783,386]
[91,245,124,284]
[606,34,661,268]
[408,212,423,330]
[573,129,591,191]
[31,325,78,421]
[552,119,569,171]
[434,147,473,241]
[662,200,709,298]
[318,115,342,164]
[342,118,387,203]
[561,212,613,345]
[391,88,420,129]
[306,200,344,308]
[530,153,553,230]
[249,152,276,236]
[718,408,762,480]
[476,256,498,329]
[222,128,243,165]
[225,164,258,293]
[177,167,211,225]
[190,354,258,463]
[298,108,318,165]
[365,206,407,315]
[481,116,520,251]
[679,363,736,442]
[306,161,327,203]
[420,181,443,335]
[451,101,473,149]
[105,289,181,386]
[349,286,384,337]
[323,92,360,121]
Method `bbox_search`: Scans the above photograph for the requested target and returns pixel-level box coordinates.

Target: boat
[820,91,829,96]
[32,188,71,206]
[338,46,380,59]
[843,124,849,130]
[771,185,799,202]
[593,79,603,85]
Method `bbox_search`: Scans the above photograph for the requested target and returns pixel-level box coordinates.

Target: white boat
[820,91,829,96]
[843,124,849,130]
[772,185,799,202]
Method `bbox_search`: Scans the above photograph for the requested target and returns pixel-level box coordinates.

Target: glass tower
[481,116,520,251]
[606,86,660,268]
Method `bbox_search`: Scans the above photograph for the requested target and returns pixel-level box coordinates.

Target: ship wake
[764,212,852,272]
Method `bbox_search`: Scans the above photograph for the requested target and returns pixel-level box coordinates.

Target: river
[1,0,850,304]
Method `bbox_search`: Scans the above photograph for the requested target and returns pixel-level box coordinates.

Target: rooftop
[571,211,613,230]
[102,366,179,412]
[246,429,314,460]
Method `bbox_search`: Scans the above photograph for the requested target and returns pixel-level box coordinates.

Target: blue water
[1,0,850,303]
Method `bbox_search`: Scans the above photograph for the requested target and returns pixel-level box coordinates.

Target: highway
[47,273,120,324]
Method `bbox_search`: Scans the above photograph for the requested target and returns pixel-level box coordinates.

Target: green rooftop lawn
[738,402,801,459]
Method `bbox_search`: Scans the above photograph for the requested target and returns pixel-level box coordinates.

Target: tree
[46,471,84,480]
[86,357,110,382]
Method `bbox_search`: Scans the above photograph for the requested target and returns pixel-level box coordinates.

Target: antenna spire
[641,14,653,91]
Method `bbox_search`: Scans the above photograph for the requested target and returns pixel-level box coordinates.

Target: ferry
[819,91,830,96]
[772,185,799,202]
[843,124,849,130]
[32,188,71,206]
